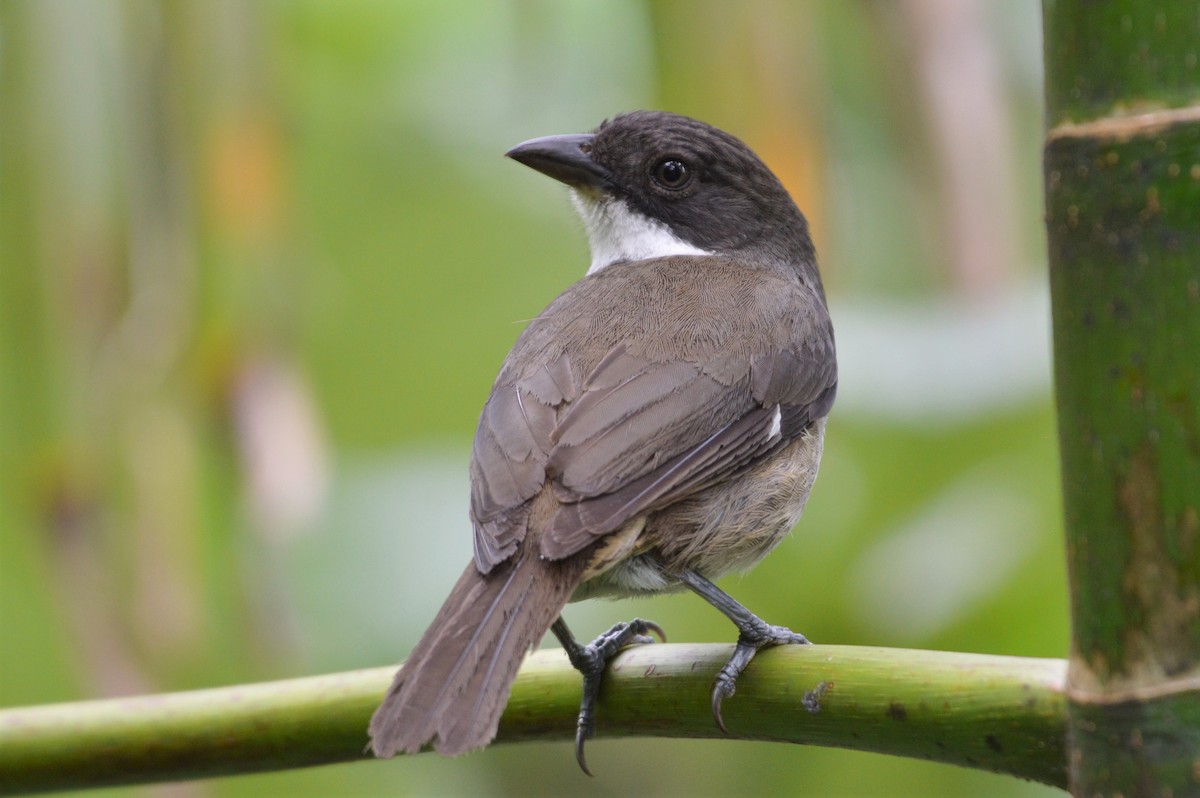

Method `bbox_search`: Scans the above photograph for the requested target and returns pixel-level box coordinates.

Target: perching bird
[369,110,837,773]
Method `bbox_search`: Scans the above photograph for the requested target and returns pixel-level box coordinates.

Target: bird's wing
[468,351,575,572]
[468,266,837,573]
[538,341,836,560]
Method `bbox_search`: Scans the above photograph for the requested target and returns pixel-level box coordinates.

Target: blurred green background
[0,1,1066,796]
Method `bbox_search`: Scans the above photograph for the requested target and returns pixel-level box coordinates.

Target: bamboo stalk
[1042,2,1200,794]
[0,644,1067,794]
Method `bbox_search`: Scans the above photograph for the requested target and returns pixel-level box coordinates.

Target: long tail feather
[369,545,585,757]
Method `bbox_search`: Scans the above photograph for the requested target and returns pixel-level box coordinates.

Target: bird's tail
[369,543,585,757]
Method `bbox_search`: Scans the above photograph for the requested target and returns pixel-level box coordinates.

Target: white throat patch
[570,190,711,274]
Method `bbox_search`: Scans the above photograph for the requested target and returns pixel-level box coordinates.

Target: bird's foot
[711,617,809,734]
[671,569,812,735]
[555,618,665,775]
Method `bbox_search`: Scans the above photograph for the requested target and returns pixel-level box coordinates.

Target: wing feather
[466,261,837,573]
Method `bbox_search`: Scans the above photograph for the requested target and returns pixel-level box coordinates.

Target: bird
[368,110,837,774]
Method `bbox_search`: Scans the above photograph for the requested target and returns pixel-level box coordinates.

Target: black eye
[652,158,690,189]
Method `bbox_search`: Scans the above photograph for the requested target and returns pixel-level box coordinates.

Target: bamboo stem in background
[1042,2,1200,794]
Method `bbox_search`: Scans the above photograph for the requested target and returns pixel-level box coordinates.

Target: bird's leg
[550,615,665,775]
[674,568,810,734]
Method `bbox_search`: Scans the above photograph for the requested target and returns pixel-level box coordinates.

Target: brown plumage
[369,494,588,755]
[369,111,837,762]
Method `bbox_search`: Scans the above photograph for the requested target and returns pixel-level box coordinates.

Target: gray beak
[505,133,610,190]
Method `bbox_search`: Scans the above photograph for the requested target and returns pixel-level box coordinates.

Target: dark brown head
[506,111,818,281]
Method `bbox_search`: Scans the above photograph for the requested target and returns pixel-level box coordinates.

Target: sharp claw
[710,668,737,734]
[711,687,730,735]
[559,617,664,776]
[627,619,665,647]
[574,727,593,777]
[671,569,814,737]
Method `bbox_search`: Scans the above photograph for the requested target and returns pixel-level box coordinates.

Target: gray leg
[550,616,665,775]
[674,569,810,733]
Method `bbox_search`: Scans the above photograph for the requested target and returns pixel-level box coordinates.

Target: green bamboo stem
[1042,2,1200,795]
[0,644,1067,794]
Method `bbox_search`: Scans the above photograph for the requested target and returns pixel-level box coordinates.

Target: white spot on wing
[571,190,711,273]
[768,405,782,440]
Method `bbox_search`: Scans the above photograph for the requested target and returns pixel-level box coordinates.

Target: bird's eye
[652,158,691,189]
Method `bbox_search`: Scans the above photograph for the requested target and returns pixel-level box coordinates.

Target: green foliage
[0,2,1062,796]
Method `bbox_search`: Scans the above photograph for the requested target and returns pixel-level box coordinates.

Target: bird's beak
[505,134,610,190]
